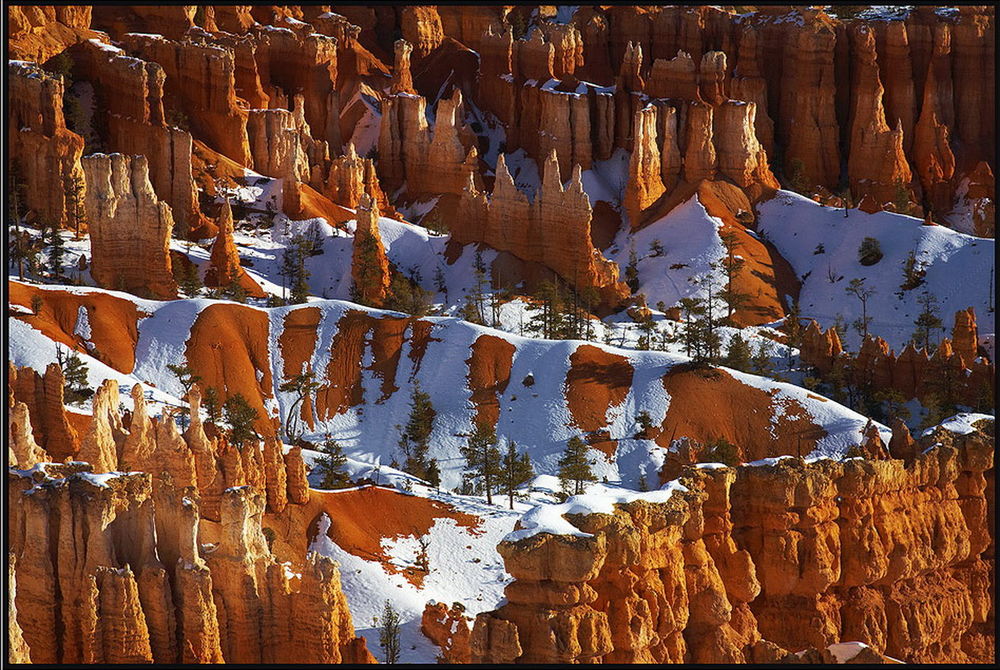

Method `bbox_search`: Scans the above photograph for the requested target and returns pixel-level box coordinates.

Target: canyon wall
[471,418,994,663]
[8,61,85,228]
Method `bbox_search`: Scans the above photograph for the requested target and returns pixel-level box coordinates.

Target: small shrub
[858,237,883,266]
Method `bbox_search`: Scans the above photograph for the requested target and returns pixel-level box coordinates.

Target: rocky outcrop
[350,193,391,308]
[401,6,444,59]
[7,5,96,62]
[204,198,266,297]
[912,25,956,216]
[7,464,374,664]
[315,142,389,211]
[474,419,994,663]
[82,153,178,299]
[9,401,47,469]
[8,60,85,228]
[422,601,474,663]
[623,105,665,227]
[456,151,630,309]
[121,33,251,166]
[11,363,80,462]
[246,103,319,215]
[377,84,479,198]
[799,309,993,405]
[75,39,204,236]
[847,25,914,208]
[250,25,341,151]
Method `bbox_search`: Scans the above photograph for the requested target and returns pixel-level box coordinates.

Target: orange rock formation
[473,419,994,663]
[81,153,178,299]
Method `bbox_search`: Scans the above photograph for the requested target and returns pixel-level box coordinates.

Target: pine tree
[500,441,534,509]
[558,436,595,495]
[624,245,640,293]
[64,172,86,238]
[857,237,883,266]
[460,421,502,504]
[717,233,749,321]
[45,222,66,279]
[201,386,222,425]
[175,259,203,297]
[899,250,926,292]
[313,435,352,489]
[375,600,402,664]
[398,383,436,481]
[845,278,876,339]
[724,333,753,372]
[223,393,259,448]
[278,367,320,443]
[678,296,706,358]
[58,346,92,404]
[750,340,774,377]
[912,291,942,352]
[280,234,312,303]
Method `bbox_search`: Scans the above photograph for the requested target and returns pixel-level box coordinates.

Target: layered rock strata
[472,420,994,663]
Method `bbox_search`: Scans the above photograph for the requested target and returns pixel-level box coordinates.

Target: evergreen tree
[57,346,92,404]
[175,259,203,297]
[649,238,665,257]
[460,421,502,504]
[278,367,320,443]
[313,435,352,489]
[899,250,926,292]
[558,436,595,495]
[375,600,402,664]
[387,272,432,316]
[500,441,534,509]
[64,172,86,238]
[353,233,385,306]
[202,386,223,425]
[624,245,640,293]
[724,333,753,372]
[398,383,436,481]
[168,363,201,424]
[857,237,884,266]
[678,296,706,358]
[280,234,312,303]
[912,291,943,352]
[45,223,66,279]
[703,438,740,466]
[845,278,876,339]
[717,233,749,321]
[750,340,774,377]
[223,393,259,448]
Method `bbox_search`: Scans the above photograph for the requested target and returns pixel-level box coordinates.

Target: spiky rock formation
[75,38,204,236]
[82,153,178,299]
[847,25,914,208]
[456,150,630,309]
[350,193,391,308]
[7,467,375,664]
[204,199,266,297]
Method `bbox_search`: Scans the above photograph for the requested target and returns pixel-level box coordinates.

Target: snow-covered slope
[758,191,995,351]
[10,281,886,492]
